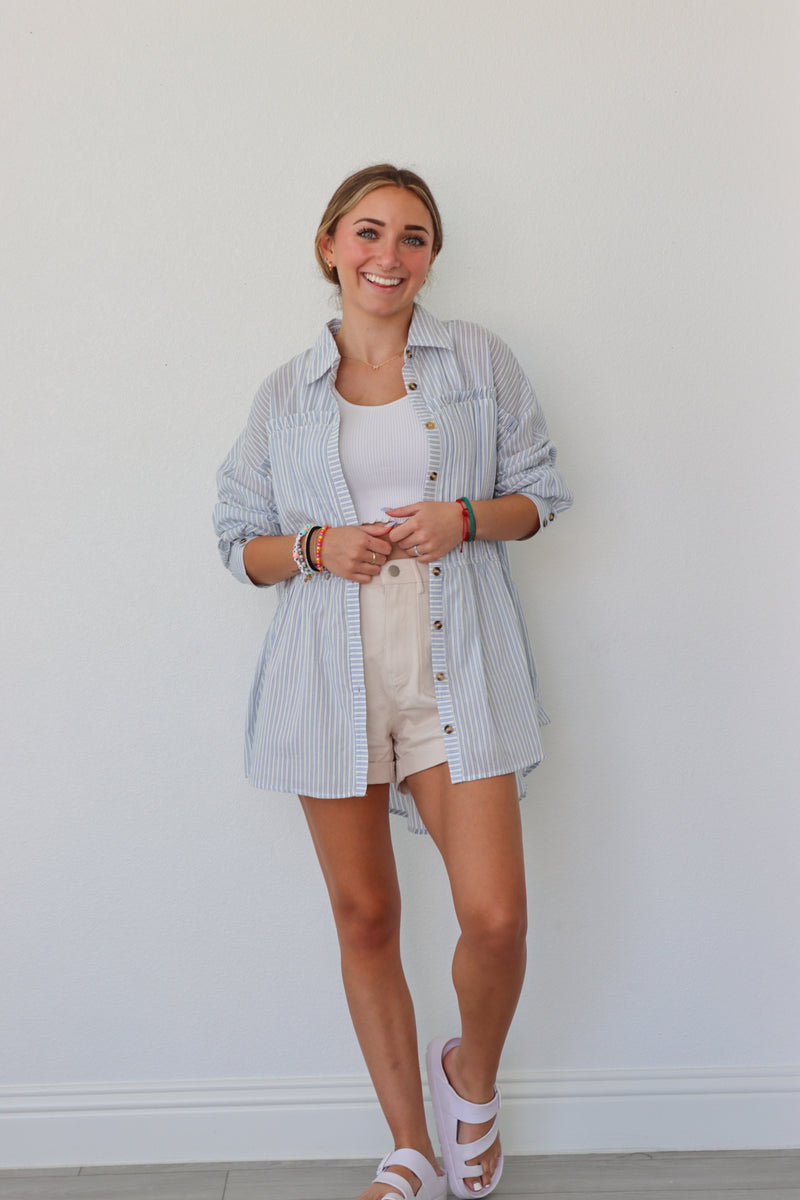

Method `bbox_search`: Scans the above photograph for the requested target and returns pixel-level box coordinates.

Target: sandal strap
[375,1148,441,1197]
[445,1083,501,1125]
[374,1170,414,1200]
[450,1112,501,1173]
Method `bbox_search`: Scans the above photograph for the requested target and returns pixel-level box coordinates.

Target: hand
[317,523,394,583]
[384,503,464,561]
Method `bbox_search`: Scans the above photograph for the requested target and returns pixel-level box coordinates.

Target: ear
[319,232,335,263]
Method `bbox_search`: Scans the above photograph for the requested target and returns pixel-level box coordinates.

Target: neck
[335,303,415,365]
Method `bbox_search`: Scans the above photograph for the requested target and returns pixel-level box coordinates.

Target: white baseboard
[1,1066,799,1169]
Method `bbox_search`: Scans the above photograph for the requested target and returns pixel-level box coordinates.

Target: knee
[332,890,401,957]
[460,902,528,960]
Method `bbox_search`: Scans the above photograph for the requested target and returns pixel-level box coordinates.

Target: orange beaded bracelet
[315,525,330,572]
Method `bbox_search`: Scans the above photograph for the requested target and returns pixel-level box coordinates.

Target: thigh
[405,766,527,926]
[300,784,401,917]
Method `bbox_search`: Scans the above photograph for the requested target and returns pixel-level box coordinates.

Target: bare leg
[409,766,528,1193]
[300,786,443,1200]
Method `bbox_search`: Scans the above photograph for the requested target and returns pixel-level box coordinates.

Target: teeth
[364,273,402,286]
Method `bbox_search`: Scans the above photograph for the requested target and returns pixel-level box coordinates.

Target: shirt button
[405,349,413,358]
[549,512,556,521]
[388,564,400,577]
[408,382,418,391]
[542,518,548,528]
[429,471,438,481]
[443,724,454,735]
[425,420,435,430]
[431,567,441,577]
[433,620,443,630]
[435,671,445,682]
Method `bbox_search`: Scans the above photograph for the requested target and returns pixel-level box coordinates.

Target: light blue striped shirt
[214,304,572,832]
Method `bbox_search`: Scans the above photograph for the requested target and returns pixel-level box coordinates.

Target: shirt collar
[304,303,453,384]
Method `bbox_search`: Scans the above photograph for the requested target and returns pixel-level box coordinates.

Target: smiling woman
[214,164,572,1200]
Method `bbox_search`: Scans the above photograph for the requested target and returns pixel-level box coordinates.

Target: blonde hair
[315,164,443,285]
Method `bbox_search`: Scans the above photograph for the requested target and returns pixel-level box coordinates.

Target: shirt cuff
[530,495,559,532]
[229,538,257,586]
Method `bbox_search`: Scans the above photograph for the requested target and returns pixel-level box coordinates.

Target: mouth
[362,272,404,289]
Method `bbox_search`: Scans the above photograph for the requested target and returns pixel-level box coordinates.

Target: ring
[413,545,421,557]
[372,551,376,563]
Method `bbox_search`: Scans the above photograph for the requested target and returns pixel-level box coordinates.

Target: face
[320,186,436,322]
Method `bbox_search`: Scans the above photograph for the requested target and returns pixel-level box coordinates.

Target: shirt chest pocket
[427,387,498,493]
[267,410,342,527]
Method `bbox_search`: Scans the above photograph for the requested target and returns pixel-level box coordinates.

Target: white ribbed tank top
[335,390,429,525]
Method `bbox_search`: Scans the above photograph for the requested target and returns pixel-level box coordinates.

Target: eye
[356,227,378,240]
[405,235,426,247]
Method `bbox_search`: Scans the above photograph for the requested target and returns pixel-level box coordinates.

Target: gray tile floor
[0,1151,799,1199]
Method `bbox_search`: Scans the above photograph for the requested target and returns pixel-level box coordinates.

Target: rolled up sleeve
[213,381,283,585]
[490,334,573,532]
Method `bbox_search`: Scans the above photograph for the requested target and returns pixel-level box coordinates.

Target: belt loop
[413,559,424,594]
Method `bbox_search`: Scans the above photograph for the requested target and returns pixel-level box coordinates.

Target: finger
[387,523,417,543]
[383,505,420,518]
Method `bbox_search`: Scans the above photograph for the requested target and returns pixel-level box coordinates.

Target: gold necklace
[339,349,405,371]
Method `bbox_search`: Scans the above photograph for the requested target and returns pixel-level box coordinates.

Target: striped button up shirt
[214,304,572,833]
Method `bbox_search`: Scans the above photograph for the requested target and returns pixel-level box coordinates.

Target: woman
[214,165,572,1200]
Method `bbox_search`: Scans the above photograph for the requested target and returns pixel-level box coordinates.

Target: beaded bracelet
[315,525,330,572]
[292,525,315,581]
[456,497,476,552]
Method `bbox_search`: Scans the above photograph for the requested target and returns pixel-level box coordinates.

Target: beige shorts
[359,558,448,793]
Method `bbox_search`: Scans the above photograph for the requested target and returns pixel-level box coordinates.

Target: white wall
[2,0,799,1168]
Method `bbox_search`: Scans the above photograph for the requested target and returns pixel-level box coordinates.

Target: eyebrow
[353,217,432,235]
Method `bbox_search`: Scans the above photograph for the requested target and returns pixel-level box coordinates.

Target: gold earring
[327,260,334,270]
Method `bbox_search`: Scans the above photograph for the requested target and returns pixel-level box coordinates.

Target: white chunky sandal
[372,1146,447,1200]
[426,1035,504,1198]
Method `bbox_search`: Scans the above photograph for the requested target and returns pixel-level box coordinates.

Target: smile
[362,273,403,287]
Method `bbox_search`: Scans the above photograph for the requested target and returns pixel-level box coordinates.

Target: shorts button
[388,564,400,576]
[443,724,454,735]
[433,620,443,630]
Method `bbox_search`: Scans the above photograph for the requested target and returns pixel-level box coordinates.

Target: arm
[213,381,284,587]
[490,331,573,535]
[243,524,395,586]
[385,495,539,560]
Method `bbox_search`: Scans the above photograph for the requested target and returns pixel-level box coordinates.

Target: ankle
[443,1043,496,1104]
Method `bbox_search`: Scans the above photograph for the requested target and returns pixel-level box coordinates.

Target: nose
[376,241,400,269]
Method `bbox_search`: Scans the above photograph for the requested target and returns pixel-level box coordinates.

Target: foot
[443,1044,502,1193]
[354,1170,419,1200]
[357,1147,445,1200]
